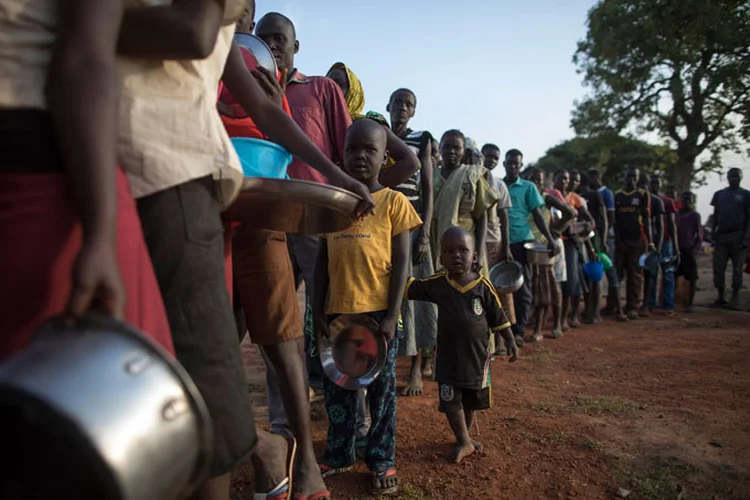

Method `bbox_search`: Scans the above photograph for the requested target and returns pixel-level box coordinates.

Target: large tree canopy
[536,135,676,190]
[572,0,750,190]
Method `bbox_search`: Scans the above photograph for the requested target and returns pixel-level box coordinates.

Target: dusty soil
[231,255,750,499]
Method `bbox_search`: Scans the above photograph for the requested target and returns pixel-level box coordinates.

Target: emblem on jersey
[440,384,454,402]
[631,198,640,206]
[472,297,484,316]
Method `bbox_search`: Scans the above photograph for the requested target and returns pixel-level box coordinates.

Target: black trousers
[510,241,533,335]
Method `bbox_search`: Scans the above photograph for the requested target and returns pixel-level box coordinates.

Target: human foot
[526,332,543,343]
[371,469,398,496]
[448,441,476,464]
[402,372,423,396]
[549,329,563,339]
[729,293,740,310]
[471,439,483,453]
[252,433,296,495]
[294,451,328,499]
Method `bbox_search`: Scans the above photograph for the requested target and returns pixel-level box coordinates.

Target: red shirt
[658,194,678,242]
[285,70,352,184]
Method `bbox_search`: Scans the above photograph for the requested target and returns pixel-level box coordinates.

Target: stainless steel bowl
[234,33,277,74]
[0,314,212,500]
[319,315,388,390]
[224,178,361,234]
[489,261,525,294]
[524,241,556,266]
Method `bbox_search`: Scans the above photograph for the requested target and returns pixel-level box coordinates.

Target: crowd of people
[2,1,750,499]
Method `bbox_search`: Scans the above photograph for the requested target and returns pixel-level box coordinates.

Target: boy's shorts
[677,249,698,282]
[232,226,303,346]
[438,384,492,413]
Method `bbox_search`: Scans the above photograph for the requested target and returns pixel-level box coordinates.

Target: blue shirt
[505,177,545,244]
[598,186,615,211]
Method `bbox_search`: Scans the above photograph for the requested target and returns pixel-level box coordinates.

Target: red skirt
[0,169,174,359]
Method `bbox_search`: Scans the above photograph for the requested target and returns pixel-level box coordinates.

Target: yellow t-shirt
[324,188,422,314]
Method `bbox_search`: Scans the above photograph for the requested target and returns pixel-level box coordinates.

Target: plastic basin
[583,261,604,282]
[230,137,292,179]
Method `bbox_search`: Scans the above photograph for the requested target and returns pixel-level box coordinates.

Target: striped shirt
[394,129,432,213]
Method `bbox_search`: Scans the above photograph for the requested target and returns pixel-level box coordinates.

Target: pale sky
[256,0,749,218]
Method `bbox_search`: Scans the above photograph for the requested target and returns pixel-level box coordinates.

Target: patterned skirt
[532,264,561,307]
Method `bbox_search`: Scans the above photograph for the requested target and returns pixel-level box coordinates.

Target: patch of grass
[531,401,566,415]
[628,460,696,500]
[572,396,639,416]
[579,438,602,451]
[542,431,571,444]
[399,483,430,499]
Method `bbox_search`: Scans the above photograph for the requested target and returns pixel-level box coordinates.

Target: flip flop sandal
[371,468,398,496]
[255,436,297,500]
[294,491,331,500]
[318,463,353,479]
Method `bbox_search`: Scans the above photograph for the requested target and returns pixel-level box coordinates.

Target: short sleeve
[496,180,512,209]
[602,189,615,211]
[482,278,510,331]
[710,191,719,207]
[404,276,438,302]
[527,183,545,211]
[390,191,423,236]
[472,172,500,219]
[652,197,665,217]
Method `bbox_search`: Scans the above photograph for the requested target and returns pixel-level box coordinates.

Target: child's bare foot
[449,440,476,464]
[402,372,423,396]
[471,439,483,453]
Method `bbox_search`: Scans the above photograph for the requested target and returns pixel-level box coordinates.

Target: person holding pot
[579,172,609,323]
[614,168,654,320]
[503,149,559,345]
[637,172,664,318]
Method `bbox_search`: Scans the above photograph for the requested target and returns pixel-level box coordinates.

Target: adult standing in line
[637,172,664,317]
[648,173,679,315]
[614,168,653,320]
[588,169,626,321]
[580,172,609,323]
[386,88,438,397]
[482,143,515,353]
[503,149,558,345]
[710,168,750,309]
[555,169,595,329]
[255,11,351,403]
[116,3,375,498]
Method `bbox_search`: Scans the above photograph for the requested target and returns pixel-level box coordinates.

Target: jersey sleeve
[404,276,439,302]
[390,191,423,236]
[481,278,511,331]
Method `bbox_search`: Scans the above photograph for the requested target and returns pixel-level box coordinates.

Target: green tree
[572,0,750,190]
[537,135,677,190]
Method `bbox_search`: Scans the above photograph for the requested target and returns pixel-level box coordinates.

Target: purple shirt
[285,70,352,184]
[676,210,703,253]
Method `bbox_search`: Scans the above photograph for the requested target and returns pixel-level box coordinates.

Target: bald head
[255,12,298,72]
[343,119,388,182]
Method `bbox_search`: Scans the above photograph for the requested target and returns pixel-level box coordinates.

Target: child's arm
[312,238,331,339]
[380,231,411,343]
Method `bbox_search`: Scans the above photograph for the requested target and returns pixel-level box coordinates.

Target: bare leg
[262,341,327,497]
[686,280,697,311]
[551,287,564,337]
[569,295,582,325]
[402,353,423,396]
[421,349,433,378]
[561,294,570,330]
[446,410,475,464]
[249,430,294,495]
[530,305,546,342]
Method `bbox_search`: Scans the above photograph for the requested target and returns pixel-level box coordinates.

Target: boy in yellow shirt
[313,119,421,496]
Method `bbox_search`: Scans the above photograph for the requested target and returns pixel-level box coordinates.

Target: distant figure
[638,173,664,317]
[614,168,653,320]
[675,192,703,312]
[710,168,750,309]
[405,226,517,464]
[649,174,679,314]
[580,171,609,323]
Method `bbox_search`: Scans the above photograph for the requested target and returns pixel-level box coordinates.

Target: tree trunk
[674,147,697,193]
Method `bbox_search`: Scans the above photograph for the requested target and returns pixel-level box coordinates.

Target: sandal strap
[254,477,290,500]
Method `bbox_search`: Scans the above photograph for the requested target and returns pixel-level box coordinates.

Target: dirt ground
[231,254,750,499]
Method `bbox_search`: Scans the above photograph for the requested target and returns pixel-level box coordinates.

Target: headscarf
[327,62,365,119]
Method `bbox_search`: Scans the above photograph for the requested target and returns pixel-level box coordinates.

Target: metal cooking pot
[524,242,557,266]
[489,261,525,294]
[319,315,388,391]
[639,251,660,275]
[0,314,212,500]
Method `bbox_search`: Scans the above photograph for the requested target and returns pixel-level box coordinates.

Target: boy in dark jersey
[615,168,653,319]
[405,226,517,464]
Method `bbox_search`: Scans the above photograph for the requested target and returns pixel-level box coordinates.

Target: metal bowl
[0,313,212,500]
[223,178,361,234]
[524,241,557,266]
[489,261,524,294]
[639,251,660,275]
[218,34,277,118]
[319,315,388,390]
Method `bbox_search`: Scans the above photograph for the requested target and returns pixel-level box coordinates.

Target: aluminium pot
[489,261,525,294]
[0,313,212,500]
[524,241,557,266]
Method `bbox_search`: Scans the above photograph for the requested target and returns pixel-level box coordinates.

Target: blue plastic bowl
[230,137,292,179]
[583,261,604,282]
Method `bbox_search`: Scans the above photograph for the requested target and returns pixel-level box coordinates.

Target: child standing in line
[405,226,518,464]
[313,119,422,496]
[676,192,704,312]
